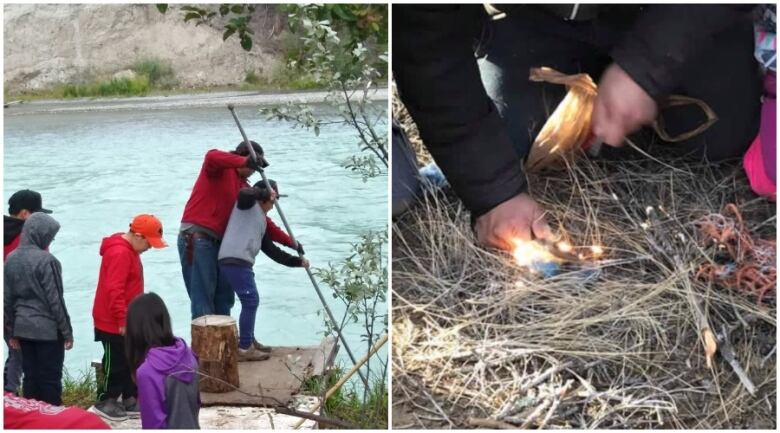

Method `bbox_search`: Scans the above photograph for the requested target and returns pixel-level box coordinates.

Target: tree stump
[191,315,239,393]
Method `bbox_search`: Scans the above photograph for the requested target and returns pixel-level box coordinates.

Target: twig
[538,379,574,429]
[467,417,519,429]
[520,361,574,392]
[717,324,757,396]
[760,345,776,368]
[518,399,552,429]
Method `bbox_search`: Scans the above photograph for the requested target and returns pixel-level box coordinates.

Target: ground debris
[392,139,776,429]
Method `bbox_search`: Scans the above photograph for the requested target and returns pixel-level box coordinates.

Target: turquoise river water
[4,102,387,383]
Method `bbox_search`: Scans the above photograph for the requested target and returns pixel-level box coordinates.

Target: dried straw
[392,151,776,429]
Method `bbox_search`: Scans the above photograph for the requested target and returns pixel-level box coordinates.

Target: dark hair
[234,140,264,157]
[125,292,177,378]
[237,187,273,210]
[253,179,278,196]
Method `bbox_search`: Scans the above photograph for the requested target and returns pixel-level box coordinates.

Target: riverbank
[3,87,388,116]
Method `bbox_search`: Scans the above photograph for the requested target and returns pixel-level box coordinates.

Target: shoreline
[3,88,388,116]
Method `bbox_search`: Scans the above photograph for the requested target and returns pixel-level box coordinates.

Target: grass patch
[302,367,388,429]
[62,76,151,98]
[58,59,175,98]
[133,59,176,89]
[240,63,323,92]
[61,367,97,409]
[244,70,263,85]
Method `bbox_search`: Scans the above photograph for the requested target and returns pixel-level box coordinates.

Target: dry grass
[392,136,776,428]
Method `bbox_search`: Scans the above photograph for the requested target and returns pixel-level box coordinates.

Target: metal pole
[227,104,369,388]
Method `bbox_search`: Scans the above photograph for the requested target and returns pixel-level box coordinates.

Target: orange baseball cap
[130,214,168,248]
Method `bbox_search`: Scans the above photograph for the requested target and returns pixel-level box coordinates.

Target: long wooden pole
[227,104,369,389]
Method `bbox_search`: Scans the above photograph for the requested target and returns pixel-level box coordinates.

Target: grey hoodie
[4,212,72,341]
[217,189,302,268]
[217,199,267,266]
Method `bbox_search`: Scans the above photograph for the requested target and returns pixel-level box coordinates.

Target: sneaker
[238,346,270,362]
[236,337,273,353]
[122,396,140,418]
[93,398,128,421]
[252,339,272,353]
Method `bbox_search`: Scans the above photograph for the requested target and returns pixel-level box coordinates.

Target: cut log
[191,315,239,393]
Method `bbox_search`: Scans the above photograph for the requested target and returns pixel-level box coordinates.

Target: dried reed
[392,152,776,429]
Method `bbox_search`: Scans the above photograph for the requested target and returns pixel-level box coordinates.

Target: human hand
[300,258,310,269]
[591,63,658,147]
[119,326,126,336]
[475,193,551,251]
[64,339,73,350]
[245,156,268,172]
[9,338,20,350]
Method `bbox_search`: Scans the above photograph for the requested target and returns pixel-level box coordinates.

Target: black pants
[475,6,761,161]
[19,338,64,406]
[95,329,136,402]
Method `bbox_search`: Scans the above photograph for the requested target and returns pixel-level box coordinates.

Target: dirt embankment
[3,4,285,92]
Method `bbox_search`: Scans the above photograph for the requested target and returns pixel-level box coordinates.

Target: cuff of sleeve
[427,108,528,217]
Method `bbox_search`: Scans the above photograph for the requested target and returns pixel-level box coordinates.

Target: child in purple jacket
[125,293,200,429]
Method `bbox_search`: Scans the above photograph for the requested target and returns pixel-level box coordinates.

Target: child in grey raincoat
[4,212,72,406]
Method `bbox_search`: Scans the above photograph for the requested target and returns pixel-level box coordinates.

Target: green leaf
[184,12,201,22]
[223,27,236,41]
[219,4,230,16]
[240,34,253,51]
[229,16,248,27]
[156,4,168,13]
[230,5,245,14]
[331,5,355,21]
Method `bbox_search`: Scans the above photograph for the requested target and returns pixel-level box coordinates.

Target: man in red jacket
[92,214,167,422]
[178,141,301,320]
[3,190,53,397]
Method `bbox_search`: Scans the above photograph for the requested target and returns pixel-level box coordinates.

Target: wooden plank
[199,339,337,407]
[310,336,338,377]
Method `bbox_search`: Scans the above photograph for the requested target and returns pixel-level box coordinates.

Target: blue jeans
[219,264,259,350]
[4,334,22,394]
[178,232,235,319]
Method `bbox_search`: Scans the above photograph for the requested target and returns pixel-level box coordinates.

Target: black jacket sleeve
[260,233,303,267]
[394,4,527,217]
[612,5,756,100]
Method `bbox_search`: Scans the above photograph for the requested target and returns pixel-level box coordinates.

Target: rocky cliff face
[4,4,286,91]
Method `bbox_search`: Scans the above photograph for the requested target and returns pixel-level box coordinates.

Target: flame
[557,241,573,252]
[511,238,556,267]
[590,245,604,257]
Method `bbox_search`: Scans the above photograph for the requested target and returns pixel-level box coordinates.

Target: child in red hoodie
[91,214,167,422]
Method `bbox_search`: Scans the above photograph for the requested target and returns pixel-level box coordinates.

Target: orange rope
[694,203,776,304]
